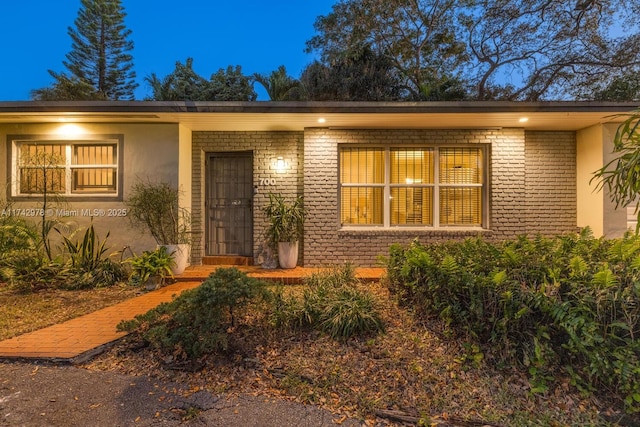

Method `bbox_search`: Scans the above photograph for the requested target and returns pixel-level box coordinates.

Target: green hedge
[385,229,640,413]
[118,267,269,359]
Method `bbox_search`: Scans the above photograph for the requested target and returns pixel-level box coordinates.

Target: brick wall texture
[192,131,303,263]
[193,128,577,267]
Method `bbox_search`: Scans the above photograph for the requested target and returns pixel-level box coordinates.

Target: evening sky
[0,1,336,100]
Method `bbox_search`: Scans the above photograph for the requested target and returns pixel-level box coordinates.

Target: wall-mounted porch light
[54,123,86,136]
[271,156,291,173]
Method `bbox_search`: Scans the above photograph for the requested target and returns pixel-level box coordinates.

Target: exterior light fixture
[272,156,291,173]
[318,118,326,124]
[55,123,85,136]
[519,117,529,123]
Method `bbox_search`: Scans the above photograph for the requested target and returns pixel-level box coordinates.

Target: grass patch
[0,284,140,340]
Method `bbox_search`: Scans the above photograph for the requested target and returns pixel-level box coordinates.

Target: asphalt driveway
[0,362,364,427]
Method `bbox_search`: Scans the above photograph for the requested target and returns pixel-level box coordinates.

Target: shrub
[385,230,640,413]
[0,252,69,292]
[125,180,192,245]
[118,267,268,359]
[320,285,384,340]
[0,214,38,253]
[58,223,127,289]
[272,264,385,340]
[0,214,45,290]
[128,246,175,288]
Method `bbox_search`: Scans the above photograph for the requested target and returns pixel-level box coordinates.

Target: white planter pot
[160,244,191,275]
[278,241,299,269]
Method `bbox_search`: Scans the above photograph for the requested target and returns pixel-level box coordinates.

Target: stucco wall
[1,122,180,256]
[191,131,304,264]
[601,123,629,238]
[576,125,605,236]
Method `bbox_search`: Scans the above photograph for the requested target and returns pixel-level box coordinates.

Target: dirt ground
[0,361,364,427]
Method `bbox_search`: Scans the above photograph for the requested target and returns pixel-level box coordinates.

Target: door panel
[206,152,253,256]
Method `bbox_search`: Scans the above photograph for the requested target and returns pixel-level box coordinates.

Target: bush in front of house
[384,229,640,413]
[58,222,127,289]
[118,267,269,359]
[271,263,385,340]
[0,213,69,291]
[1,214,127,291]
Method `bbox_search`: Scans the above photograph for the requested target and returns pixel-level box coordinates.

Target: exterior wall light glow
[519,117,529,123]
[55,124,85,136]
[272,156,291,173]
[318,118,326,124]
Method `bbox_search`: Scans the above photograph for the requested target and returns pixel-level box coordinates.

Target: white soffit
[0,101,634,132]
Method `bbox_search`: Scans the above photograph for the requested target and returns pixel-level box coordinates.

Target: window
[340,146,486,228]
[12,138,120,197]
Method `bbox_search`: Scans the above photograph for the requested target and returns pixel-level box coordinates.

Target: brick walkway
[0,266,385,363]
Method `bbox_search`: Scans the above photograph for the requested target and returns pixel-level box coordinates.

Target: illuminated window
[340,148,385,225]
[13,138,120,197]
[340,146,485,228]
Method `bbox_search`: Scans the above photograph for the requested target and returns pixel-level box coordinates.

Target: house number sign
[259,178,277,186]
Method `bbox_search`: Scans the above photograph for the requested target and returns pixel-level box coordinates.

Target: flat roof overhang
[0,100,638,132]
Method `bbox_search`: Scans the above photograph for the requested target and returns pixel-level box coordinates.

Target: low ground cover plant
[0,213,67,291]
[0,212,127,292]
[127,246,175,288]
[385,229,640,413]
[271,263,385,340]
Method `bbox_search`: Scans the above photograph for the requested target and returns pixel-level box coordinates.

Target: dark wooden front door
[205,152,253,256]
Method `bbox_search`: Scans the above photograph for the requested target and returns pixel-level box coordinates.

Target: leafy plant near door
[263,193,306,268]
[58,222,127,289]
[125,179,192,274]
[128,246,175,289]
[125,180,192,245]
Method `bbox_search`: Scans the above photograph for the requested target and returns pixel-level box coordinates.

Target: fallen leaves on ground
[82,283,626,426]
[0,284,141,341]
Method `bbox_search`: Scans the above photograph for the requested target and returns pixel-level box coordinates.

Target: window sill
[338,226,492,237]
[10,194,122,202]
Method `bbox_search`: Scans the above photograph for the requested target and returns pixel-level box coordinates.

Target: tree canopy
[32,0,137,101]
[253,66,300,101]
[306,0,640,101]
[146,59,257,101]
[299,46,404,101]
[29,0,640,102]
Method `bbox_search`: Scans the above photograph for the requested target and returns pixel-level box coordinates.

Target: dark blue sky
[0,1,336,100]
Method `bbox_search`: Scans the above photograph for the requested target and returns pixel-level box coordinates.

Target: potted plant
[125,180,192,274]
[263,193,306,269]
[128,246,175,290]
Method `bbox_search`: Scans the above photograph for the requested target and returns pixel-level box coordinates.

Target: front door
[205,152,253,256]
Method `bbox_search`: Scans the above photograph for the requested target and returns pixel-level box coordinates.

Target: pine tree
[32,0,137,100]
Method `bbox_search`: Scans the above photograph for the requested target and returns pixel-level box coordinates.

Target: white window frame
[10,135,122,199]
[339,144,488,229]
